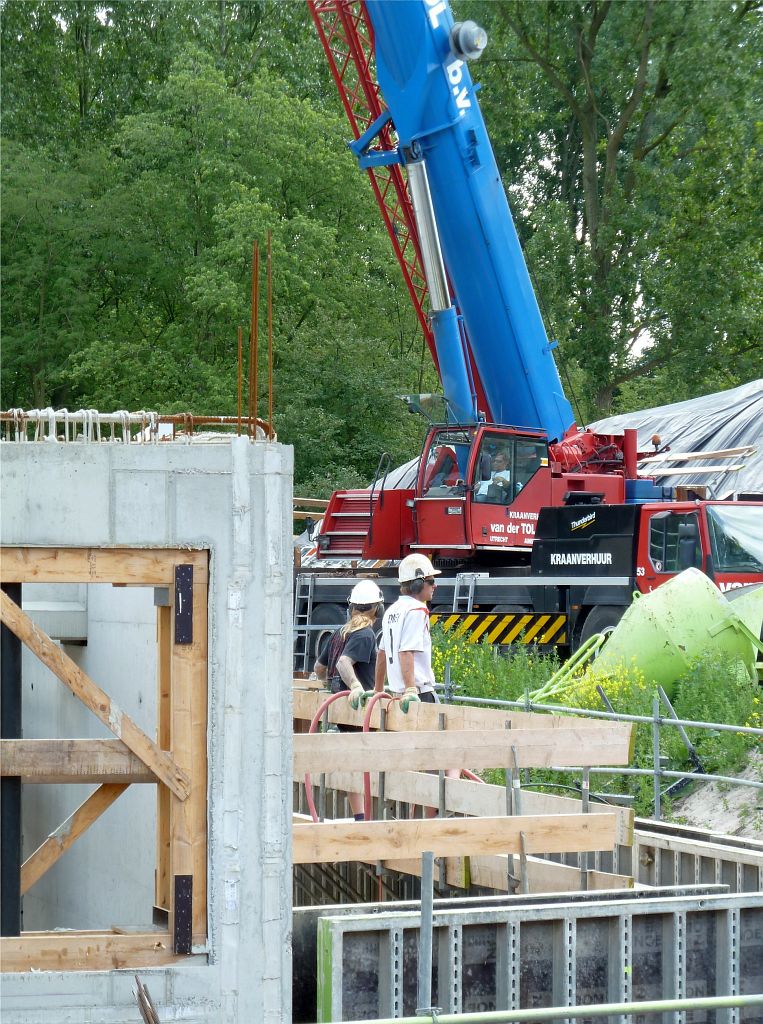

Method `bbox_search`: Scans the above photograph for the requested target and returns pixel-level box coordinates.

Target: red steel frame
[308,1,438,369]
[308,0,492,420]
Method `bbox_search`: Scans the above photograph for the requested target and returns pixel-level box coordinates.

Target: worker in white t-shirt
[375,553,460,815]
[375,553,440,711]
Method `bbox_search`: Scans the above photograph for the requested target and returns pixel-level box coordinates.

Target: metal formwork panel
[316,892,763,1022]
[553,824,763,895]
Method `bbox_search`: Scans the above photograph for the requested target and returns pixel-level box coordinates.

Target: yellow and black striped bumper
[430,611,567,646]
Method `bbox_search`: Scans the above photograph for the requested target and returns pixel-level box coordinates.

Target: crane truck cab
[364,423,627,563]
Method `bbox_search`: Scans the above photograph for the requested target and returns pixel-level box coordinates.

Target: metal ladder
[451,572,482,613]
[293,573,316,673]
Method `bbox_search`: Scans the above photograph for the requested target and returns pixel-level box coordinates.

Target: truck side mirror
[479,453,492,481]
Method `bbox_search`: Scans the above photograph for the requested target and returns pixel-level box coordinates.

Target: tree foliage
[468,0,762,415]
[2,0,760,493]
[1,2,428,490]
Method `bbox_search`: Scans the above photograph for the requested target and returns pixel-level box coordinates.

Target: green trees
[469,0,762,416]
[2,1,760,489]
[1,4,426,489]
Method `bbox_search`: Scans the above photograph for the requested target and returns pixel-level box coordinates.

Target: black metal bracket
[174,565,193,644]
[173,874,193,953]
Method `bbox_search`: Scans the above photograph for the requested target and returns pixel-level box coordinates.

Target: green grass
[432,625,762,817]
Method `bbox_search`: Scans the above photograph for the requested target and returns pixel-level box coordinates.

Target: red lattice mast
[307,0,439,373]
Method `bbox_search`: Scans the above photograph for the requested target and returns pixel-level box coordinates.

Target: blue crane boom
[362,0,576,441]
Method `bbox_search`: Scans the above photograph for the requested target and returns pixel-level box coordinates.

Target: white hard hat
[348,580,384,607]
[398,553,441,583]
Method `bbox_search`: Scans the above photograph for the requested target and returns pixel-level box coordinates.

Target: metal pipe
[658,685,705,769]
[341,993,763,1024]
[652,696,662,820]
[550,766,763,789]
[416,850,435,1014]
[454,695,763,736]
[1,582,22,936]
[406,161,449,312]
[623,427,638,479]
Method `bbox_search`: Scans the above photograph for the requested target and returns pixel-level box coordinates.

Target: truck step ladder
[294,573,316,674]
[451,572,486,613]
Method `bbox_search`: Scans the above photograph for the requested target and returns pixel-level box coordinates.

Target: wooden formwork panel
[0,546,209,972]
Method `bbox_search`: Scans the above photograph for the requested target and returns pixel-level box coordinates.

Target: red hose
[304,690,350,822]
[361,691,400,821]
[303,691,485,824]
[360,694,486,820]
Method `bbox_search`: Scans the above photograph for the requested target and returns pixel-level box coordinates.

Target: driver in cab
[475,449,511,502]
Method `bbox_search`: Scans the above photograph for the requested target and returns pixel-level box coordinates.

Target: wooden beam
[639,446,755,463]
[292,812,628,891]
[362,854,470,888]
[293,813,617,864]
[320,770,634,846]
[467,853,632,893]
[21,784,128,894]
[292,686,616,732]
[293,725,634,775]
[1,739,155,783]
[293,498,330,508]
[646,465,745,477]
[0,547,208,585]
[633,828,763,869]
[0,591,189,800]
[0,931,187,972]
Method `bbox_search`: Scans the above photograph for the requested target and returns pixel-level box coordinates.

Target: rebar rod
[267,229,274,438]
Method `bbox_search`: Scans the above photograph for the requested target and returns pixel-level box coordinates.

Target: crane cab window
[473,435,547,505]
[648,511,702,573]
[420,429,472,497]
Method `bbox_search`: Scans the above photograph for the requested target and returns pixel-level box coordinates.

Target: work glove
[348,683,370,711]
[400,687,421,714]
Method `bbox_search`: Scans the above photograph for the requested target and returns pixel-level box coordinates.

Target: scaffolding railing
[443,685,762,820]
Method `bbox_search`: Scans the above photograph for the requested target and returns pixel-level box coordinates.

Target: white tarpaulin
[590,379,763,499]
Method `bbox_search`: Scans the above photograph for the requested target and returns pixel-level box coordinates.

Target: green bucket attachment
[590,568,762,698]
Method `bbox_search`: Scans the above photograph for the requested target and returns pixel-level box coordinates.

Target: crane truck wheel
[308,603,346,670]
[579,606,625,649]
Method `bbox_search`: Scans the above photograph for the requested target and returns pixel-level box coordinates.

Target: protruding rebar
[237,326,243,436]
[267,229,274,438]
[249,239,260,436]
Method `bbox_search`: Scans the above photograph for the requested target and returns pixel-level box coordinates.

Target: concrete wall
[1,436,293,1023]
[20,583,158,931]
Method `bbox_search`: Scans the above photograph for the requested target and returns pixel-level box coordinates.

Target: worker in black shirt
[314,580,384,819]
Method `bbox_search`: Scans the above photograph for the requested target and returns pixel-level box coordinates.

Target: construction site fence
[446,690,763,821]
